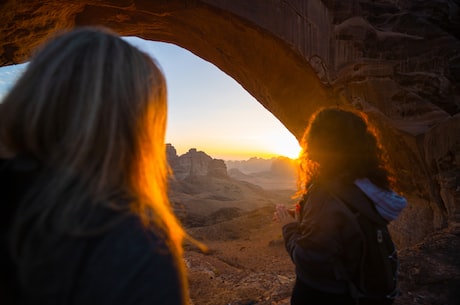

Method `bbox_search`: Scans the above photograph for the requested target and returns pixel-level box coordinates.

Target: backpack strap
[326,181,397,305]
[327,191,365,302]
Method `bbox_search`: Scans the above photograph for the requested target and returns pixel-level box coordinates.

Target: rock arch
[1,0,459,247]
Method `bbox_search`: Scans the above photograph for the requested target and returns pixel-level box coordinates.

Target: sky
[0,37,301,161]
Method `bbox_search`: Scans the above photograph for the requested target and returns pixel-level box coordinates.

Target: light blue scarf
[354,178,407,221]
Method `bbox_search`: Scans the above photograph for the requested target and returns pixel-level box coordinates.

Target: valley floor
[185,207,460,305]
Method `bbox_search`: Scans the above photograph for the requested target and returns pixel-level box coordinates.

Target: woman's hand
[273,204,297,227]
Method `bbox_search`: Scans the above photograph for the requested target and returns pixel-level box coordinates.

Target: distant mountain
[166,143,297,190]
[166,144,297,227]
[166,144,228,180]
[226,156,297,191]
[226,157,273,174]
[226,156,297,176]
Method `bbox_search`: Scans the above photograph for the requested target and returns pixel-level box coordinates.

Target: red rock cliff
[1,0,459,247]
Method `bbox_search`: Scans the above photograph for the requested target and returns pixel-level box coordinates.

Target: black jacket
[282,181,364,295]
[0,157,187,305]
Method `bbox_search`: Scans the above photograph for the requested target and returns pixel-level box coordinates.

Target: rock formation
[166,145,294,228]
[1,0,459,248]
[167,145,228,180]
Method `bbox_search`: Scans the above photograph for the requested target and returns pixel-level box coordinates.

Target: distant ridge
[165,144,296,227]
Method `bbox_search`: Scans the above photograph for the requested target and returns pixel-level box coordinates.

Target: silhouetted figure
[0,27,190,305]
[274,107,407,305]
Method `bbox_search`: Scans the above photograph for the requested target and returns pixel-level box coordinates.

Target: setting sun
[1,38,303,162]
[267,134,302,160]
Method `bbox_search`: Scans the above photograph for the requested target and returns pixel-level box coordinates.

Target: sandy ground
[184,206,460,305]
[185,206,295,305]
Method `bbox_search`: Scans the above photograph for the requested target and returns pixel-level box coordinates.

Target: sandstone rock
[1,0,459,251]
[168,146,228,180]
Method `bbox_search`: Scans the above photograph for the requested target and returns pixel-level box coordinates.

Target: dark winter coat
[0,157,187,305]
[282,181,363,296]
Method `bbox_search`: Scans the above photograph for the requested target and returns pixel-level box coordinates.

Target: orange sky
[0,37,302,161]
[124,38,302,161]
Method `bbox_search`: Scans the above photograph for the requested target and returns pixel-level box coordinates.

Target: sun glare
[267,134,302,160]
[107,38,304,161]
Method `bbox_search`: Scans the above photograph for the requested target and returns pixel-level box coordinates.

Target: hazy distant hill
[226,157,273,173]
[166,144,296,227]
[166,144,297,190]
[226,156,297,191]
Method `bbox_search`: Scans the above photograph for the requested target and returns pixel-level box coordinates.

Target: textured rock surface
[167,146,228,180]
[166,145,294,229]
[1,2,459,302]
[1,0,459,247]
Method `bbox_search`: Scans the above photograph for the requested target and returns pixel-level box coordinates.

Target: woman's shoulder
[74,213,185,304]
[305,181,341,206]
[308,179,357,200]
[303,180,358,217]
[91,213,172,258]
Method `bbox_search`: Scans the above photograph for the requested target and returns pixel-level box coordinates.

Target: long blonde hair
[0,27,188,298]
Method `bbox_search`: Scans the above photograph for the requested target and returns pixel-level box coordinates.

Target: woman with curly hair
[274,107,407,305]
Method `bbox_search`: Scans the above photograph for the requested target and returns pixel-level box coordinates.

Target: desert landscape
[168,146,460,305]
[184,205,460,305]
[168,146,298,304]
[1,1,459,304]
[185,206,295,305]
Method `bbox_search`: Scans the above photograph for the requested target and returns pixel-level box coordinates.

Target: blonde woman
[0,27,189,304]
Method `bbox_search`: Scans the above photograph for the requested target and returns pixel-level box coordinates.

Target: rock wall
[1,0,459,247]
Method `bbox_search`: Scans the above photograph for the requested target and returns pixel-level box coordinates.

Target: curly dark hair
[297,107,393,194]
